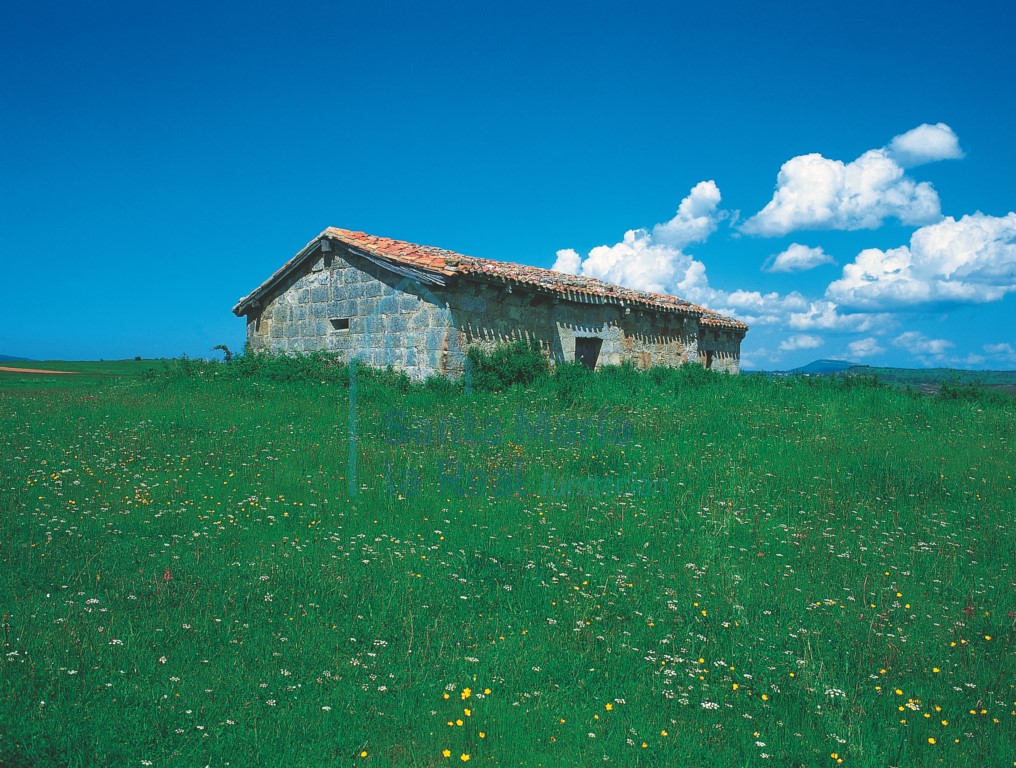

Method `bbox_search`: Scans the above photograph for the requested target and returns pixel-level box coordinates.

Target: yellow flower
[661,729,668,737]
[605,703,613,711]
[641,742,648,748]
[460,755,470,762]
[461,688,472,700]
[831,753,839,760]
[456,719,464,727]
[443,693,450,700]
[360,751,368,758]
[761,694,769,701]
[464,708,471,717]
[985,635,992,641]
[483,688,491,695]
[479,732,486,739]
[442,749,451,758]
[732,683,739,690]
[928,737,937,745]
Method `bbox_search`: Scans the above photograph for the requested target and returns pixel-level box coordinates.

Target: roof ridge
[233,227,747,332]
[321,228,747,330]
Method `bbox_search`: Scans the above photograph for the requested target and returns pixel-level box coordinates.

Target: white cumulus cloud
[887,123,964,168]
[552,181,724,298]
[983,342,1016,363]
[779,334,823,352]
[741,148,941,236]
[826,212,1016,309]
[893,331,954,356]
[787,300,894,333]
[739,124,965,237]
[847,337,884,358]
[652,181,725,248]
[764,243,835,273]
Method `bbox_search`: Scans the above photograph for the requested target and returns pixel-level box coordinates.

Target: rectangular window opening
[330,317,350,331]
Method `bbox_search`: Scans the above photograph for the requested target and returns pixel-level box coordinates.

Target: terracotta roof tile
[322,228,747,331]
[233,228,747,333]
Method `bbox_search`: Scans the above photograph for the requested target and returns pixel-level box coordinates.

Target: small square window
[330,318,349,331]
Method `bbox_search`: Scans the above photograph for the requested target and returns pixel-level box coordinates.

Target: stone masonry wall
[246,247,460,380]
[698,327,743,374]
[442,281,699,372]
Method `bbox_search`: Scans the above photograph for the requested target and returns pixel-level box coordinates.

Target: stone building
[232,228,747,379]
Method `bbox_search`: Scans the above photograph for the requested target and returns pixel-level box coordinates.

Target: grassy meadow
[1,357,1013,767]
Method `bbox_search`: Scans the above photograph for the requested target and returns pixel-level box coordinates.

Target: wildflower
[442,749,451,758]
[928,737,936,744]
[461,687,472,700]
[460,754,470,762]
[360,751,368,757]
[605,703,613,711]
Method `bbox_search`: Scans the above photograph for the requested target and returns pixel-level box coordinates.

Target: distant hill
[0,354,31,362]
[789,359,857,375]
[759,360,1016,395]
[846,365,1016,388]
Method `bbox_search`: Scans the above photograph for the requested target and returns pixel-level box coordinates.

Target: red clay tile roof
[233,228,748,332]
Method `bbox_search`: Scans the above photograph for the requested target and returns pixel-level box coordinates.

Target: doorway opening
[574,337,603,370]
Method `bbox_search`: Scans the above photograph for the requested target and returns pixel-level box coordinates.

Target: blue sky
[2,0,1014,369]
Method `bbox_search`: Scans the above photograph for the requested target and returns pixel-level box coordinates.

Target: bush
[554,360,593,405]
[215,350,348,383]
[466,339,550,391]
[937,381,1006,404]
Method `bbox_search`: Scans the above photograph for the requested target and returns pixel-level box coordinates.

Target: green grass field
[1,359,1013,766]
[0,359,167,392]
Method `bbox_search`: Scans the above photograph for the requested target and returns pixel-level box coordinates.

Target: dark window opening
[574,337,602,370]
[704,350,714,369]
[330,318,350,331]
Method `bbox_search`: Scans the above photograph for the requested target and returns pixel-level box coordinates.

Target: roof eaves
[232,231,329,316]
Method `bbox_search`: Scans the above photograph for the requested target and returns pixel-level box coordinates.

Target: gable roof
[233,228,748,332]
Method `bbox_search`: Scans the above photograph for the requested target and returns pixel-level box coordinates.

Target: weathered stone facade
[235,229,747,379]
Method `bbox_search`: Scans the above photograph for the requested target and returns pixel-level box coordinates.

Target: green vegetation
[1,354,1013,766]
[0,359,167,392]
[845,365,1016,392]
[467,339,550,391]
